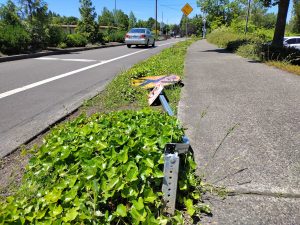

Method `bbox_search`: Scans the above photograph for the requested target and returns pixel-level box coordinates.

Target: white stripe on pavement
[36,58,98,62]
[0,41,180,100]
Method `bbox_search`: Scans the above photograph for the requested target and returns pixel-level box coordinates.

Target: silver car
[125,28,155,48]
[284,37,300,50]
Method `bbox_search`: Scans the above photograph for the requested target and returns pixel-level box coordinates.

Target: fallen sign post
[162,143,190,215]
[131,75,181,90]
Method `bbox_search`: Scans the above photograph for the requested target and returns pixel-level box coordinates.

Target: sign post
[181,3,193,40]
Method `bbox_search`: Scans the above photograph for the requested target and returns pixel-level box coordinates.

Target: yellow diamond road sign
[181,3,193,16]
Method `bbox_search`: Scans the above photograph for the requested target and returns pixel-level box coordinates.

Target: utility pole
[245,0,251,34]
[155,0,158,36]
[114,0,118,26]
[161,11,163,35]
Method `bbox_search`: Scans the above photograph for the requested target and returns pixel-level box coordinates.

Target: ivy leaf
[63,208,78,222]
[63,188,77,203]
[130,207,147,222]
[44,189,62,204]
[184,198,196,216]
[143,158,154,168]
[133,197,144,210]
[97,141,108,151]
[107,177,120,190]
[116,204,127,217]
[126,164,139,182]
[117,147,128,164]
[52,205,63,217]
[143,188,157,203]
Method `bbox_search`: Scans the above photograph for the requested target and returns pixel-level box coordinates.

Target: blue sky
[0,0,294,25]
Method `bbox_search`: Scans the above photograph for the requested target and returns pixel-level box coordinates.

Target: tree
[115,10,129,29]
[128,11,136,29]
[291,0,300,33]
[64,16,79,25]
[262,0,291,47]
[147,17,159,30]
[19,0,50,48]
[78,0,100,43]
[197,0,232,26]
[0,0,22,25]
[170,24,180,36]
[98,7,114,26]
[136,19,147,28]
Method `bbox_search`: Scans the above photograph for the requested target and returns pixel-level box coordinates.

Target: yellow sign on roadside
[181,3,193,16]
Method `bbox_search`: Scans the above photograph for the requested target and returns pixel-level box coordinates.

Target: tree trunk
[272,0,290,47]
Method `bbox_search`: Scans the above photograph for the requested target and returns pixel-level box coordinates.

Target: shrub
[103,30,126,43]
[261,44,300,65]
[57,42,67,49]
[207,27,300,65]
[236,43,262,60]
[65,33,88,47]
[0,110,207,224]
[0,24,31,55]
[47,25,66,47]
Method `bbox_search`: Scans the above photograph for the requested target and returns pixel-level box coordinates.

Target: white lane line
[0,49,148,100]
[36,57,98,62]
[36,57,59,60]
[157,41,180,47]
[0,40,181,100]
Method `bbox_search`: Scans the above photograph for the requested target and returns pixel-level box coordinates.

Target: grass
[266,61,300,76]
[207,28,300,76]
[82,39,196,114]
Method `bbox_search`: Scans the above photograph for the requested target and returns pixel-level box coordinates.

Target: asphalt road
[0,38,184,157]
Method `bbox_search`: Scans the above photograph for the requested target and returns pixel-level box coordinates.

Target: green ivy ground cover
[0,110,208,224]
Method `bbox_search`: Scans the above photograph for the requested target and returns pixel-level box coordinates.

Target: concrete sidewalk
[178,40,300,225]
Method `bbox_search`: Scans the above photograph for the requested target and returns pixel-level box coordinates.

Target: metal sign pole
[186,15,188,40]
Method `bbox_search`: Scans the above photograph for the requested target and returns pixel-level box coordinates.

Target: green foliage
[115,10,129,29]
[47,25,66,47]
[98,7,114,26]
[128,11,137,29]
[21,0,50,49]
[207,27,300,65]
[78,0,101,43]
[179,15,203,36]
[236,43,262,60]
[290,0,300,33]
[0,24,30,54]
[0,110,207,224]
[0,0,21,26]
[230,19,256,33]
[57,42,67,49]
[65,33,88,47]
[197,0,232,26]
[261,44,300,65]
[49,11,79,25]
[103,30,126,43]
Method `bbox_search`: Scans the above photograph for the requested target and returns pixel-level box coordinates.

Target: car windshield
[129,28,146,33]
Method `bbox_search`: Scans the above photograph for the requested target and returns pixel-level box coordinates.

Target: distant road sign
[181,3,193,16]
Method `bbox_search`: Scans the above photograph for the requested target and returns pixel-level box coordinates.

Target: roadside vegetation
[0,39,211,224]
[207,27,300,65]
[0,0,203,56]
[84,40,195,114]
[198,0,300,73]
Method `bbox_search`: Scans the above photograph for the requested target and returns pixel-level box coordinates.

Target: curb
[0,43,125,63]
